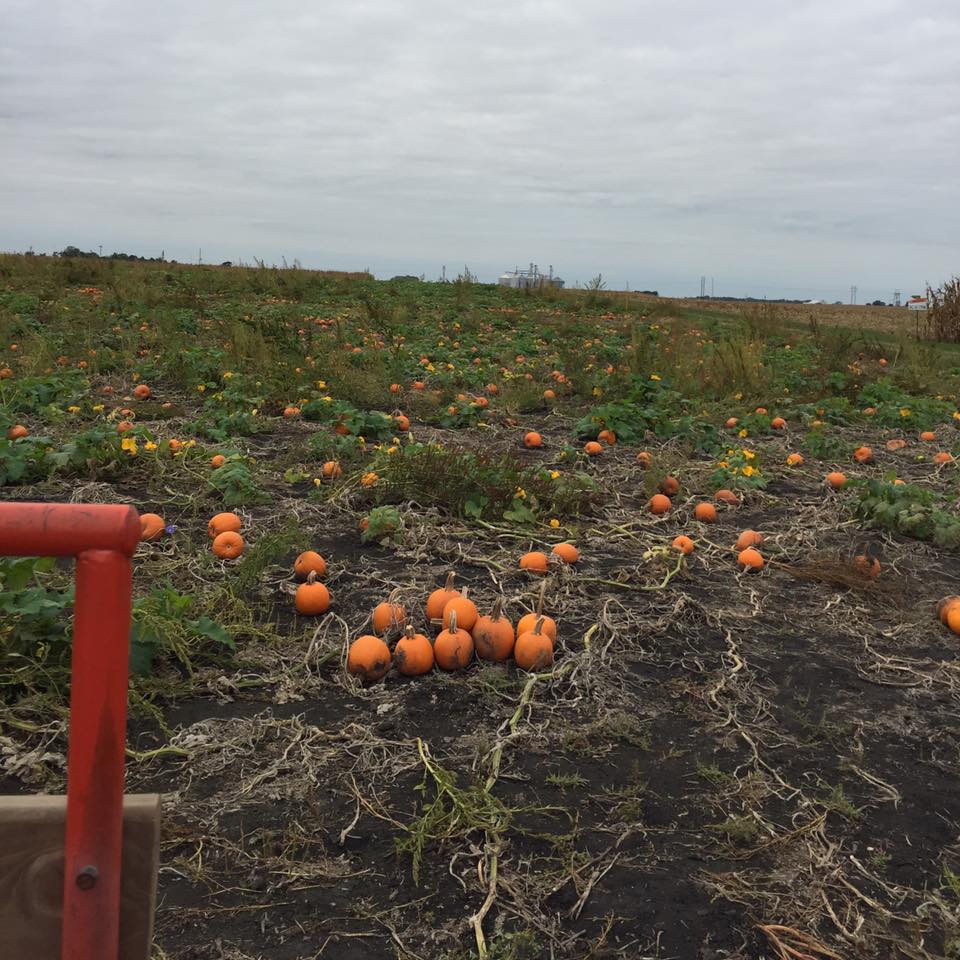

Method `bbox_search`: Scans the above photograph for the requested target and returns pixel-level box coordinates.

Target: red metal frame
[0,502,140,960]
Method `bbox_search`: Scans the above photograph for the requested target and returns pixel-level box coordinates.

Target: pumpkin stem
[448,609,458,633]
[443,571,456,593]
[533,615,545,636]
[535,580,546,616]
[307,570,317,585]
[404,624,415,640]
[491,597,503,621]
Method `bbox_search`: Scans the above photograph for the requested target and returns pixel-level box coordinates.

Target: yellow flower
[549,518,560,528]
[144,441,157,451]
[592,386,603,397]
[734,391,743,401]
[92,404,104,412]
[743,449,755,460]
[197,384,206,392]
[900,408,911,418]
[738,428,748,438]
[121,437,138,456]
[222,371,234,379]
[446,363,454,370]
[67,405,80,413]
[549,470,560,480]
[742,465,755,477]
[650,374,661,381]
[426,363,435,372]
[322,395,334,402]
[387,446,398,454]
[515,487,527,500]
[718,460,729,469]
[251,409,258,416]
[313,477,322,487]
[316,380,327,389]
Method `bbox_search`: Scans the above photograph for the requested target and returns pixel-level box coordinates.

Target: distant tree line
[53,245,166,262]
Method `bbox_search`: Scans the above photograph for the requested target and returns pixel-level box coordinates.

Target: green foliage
[575,401,648,444]
[301,398,395,441]
[361,505,403,544]
[710,446,766,490]
[130,585,234,676]
[803,428,847,461]
[854,479,960,546]
[857,381,955,430]
[208,457,264,506]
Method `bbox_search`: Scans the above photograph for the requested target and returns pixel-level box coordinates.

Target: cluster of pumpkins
[138,510,246,559]
[345,574,559,683]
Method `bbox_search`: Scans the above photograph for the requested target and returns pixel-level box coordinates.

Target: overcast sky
[2,1,958,301]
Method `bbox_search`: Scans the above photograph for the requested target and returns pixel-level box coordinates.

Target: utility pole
[700,275,706,298]
[710,277,714,298]
[198,248,202,265]
[850,285,857,305]
[98,244,102,257]
[893,290,901,307]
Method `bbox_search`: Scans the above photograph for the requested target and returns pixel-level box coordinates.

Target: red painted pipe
[0,502,140,557]
[0,502,139,960]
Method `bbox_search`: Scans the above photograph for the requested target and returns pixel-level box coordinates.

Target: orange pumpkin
[551,543,579,564]
[283,405,301,418]
[514,617,555,671]
[725,417,738,428]
[694,502,717,523]
[294,550,327,580]
[715,489,740,505]
[920,431,936,442]
[735,530,764,551]
[442,593,478,632]
[737,547,764,571]
[598,429,617,445]
[208,512,242,538]
[658,475,680,496]
[212,530,245,560]
[771,417,786,430]
[938,596,960,625]
[434,610,474,670]
[649,494,671,515]
[520,551,550,574]
[133,384,151,399]
[543,389,556,400]
[473,599,515,662]
[372,601,406,635]
[395,414,410,431]
[825,471,848,489]
[672,535,695,555]
[395,626,434,675]
[426,572,459,622]
[524,431,543,448]
[139,513,165,541]
[211,454,226,469]
[853,555,881,579]
[584,441,603,456]
[853,446,873,464]
[6,424,28,440]
[295,571,330,614]
[636,451,652,468]
[347,634,392,682]
[933,452,953,464]
[885,439,907,452]
[321,460,342,480]
[116,420,134,434]
[786,453,804,466]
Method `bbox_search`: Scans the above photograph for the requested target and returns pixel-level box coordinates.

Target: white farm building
[498,263,564,289]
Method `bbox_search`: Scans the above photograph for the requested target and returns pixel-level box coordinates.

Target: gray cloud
[2,0,958,300]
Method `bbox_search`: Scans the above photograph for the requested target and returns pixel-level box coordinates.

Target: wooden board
[0,793,160,960]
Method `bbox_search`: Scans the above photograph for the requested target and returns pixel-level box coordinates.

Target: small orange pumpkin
[825,471,848,489]
[442,592,478,632]
[347,633,392,681]
[295,571,330,614]
[886,439,907,452]
[737,547,764,571]
[933,451,953,464]
[139,513,165,541]
[283,405,301,418]
[294,550,327,580]
[786,453,804,466]
[520,551,550,574]
[853,446,873,464]
[636,451,652,468]
[133,384,151,399]
[372,601,406,635]
[212,530,245,560]
[321,460,342,480]
[584,440,603,456]
[524,431,543,448]
[543,389,556,400]
[694,502,717,523]
[514,617,555,671]
[551,543,579,564]
[598,429,617,445]
[649,494,671,515]
[853,555,881,579]
[208,512,242,538]
[395,414,410,431]
[771,417,786,430]
[735,530,763,551]
[434,610,474,670]
[395,626,434,675]
[715,489,740,505]
[725,417,738,428]
[672,535,695,555]
[7,424,28,440]
[920,431,936,442]
[658,475,680,496]
[211,454,226,468]
[473,599,515,662]
[116,420,134,434]
[936,596,960,624]
[426,572,459,622]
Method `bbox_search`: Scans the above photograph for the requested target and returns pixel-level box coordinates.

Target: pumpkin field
[2,254,960,960]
